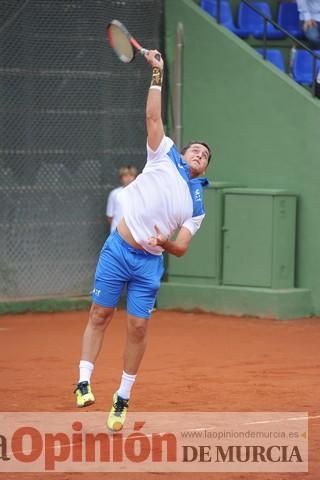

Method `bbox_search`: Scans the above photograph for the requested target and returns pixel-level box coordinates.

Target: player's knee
[89,303,114,329]
[128,317,148,341]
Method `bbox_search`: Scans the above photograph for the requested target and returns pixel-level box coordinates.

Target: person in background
[297,0,320,48]
[106,165,138,232]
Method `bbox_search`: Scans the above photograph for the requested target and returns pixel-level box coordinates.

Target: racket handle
[140,48,161,61]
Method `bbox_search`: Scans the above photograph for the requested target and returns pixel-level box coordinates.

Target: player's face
[183,144,209,177]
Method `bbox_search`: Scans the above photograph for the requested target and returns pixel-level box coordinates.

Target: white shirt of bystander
[106,186,124,232]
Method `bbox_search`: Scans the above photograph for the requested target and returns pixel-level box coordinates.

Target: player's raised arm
[145,50,165,151]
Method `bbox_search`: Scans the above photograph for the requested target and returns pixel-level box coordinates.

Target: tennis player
[74,50,212,431]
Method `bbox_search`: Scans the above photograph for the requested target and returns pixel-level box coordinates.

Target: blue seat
[256,48,286,71]
[200,0,250,37]
[277,2,303,38]
[292,49,320,85]
[238,1,285,39]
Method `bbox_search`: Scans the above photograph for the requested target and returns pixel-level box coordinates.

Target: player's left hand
[148,225,168,247]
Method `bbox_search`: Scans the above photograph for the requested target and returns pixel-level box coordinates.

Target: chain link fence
[0,0,163,299]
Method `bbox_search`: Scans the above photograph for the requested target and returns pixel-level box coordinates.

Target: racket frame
[106,19,148,63]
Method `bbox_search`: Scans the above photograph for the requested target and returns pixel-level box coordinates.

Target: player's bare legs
[107,314,148,431]
[81,303,115,362]
[74,303,114,408]
[123,314,149,374]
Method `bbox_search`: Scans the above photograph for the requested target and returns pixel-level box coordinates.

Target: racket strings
[109,25,134,63]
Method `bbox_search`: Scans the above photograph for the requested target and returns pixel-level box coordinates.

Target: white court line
[172,414,320,434]
[245,414,320,425]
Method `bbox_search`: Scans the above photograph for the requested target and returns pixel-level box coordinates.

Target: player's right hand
[145,50,164,70]
[147,225,168,247]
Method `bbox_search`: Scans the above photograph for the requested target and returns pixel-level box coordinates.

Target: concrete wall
[164,0,320,314]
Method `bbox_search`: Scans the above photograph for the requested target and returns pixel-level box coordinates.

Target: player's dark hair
[181,141,212,164]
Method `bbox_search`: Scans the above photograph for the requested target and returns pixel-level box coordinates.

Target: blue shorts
[91,230,164,319]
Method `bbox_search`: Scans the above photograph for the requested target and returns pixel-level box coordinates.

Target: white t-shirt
[106,186,124,232]
[120,136,208,255]
[297,0,320,21]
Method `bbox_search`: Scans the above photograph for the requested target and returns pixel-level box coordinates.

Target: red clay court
[1,308,320,479]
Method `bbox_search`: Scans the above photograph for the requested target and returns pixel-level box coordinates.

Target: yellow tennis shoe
[107,392,129,431]
[74,381,95,408]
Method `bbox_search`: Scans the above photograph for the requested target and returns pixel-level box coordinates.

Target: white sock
[78,360,94,383]
[117,371,137,400]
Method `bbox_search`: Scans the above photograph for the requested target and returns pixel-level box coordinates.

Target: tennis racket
[106,19,160,63]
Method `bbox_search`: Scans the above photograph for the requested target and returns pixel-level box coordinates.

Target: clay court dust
[1,309,320,479]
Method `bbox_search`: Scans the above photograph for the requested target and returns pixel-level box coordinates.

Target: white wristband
[149,85,162,91]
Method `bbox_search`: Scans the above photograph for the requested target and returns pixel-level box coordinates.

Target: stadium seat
[277,2,303,38]
[256,48,286,72]
[200,0,250,37]
[292,49,320,85]
[237,1,285,39]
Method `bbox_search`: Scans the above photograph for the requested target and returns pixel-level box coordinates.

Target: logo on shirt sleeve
[194,188,202,202]
[190,182,205,217]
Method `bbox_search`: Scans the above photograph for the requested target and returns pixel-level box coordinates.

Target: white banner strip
[0,412,308,472]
